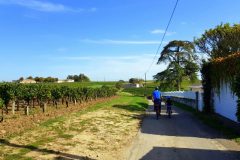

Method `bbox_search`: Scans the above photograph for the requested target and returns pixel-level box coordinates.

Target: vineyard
[0,83,117,121]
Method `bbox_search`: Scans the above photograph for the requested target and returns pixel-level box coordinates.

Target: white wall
[214,84,238,122]
[162,91,204,111]
[163,86,238,122]
[162,91,196,100]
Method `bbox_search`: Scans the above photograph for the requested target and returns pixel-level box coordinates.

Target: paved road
[125,101,240,160]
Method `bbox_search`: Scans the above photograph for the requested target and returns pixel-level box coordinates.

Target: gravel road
[125,101,240,160]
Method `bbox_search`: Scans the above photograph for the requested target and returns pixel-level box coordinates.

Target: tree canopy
[195,23,240,59]
[155,40,199,91]
[67,74,90,82]
[129,78,144,84]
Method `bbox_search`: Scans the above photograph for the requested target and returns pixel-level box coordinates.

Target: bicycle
[166,104,172,118]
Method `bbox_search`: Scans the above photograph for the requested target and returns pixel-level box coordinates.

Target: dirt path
[125,101,240,160]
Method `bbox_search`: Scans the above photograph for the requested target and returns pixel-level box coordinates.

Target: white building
[123,83,143,88]
[20,79,36,84]
[57,79,74,83]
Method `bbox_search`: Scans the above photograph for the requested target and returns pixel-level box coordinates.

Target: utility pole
[144,73,147,97]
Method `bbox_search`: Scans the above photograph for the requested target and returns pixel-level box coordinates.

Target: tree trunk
[55,101,58,109]
[74,99,77,106]
[42,103,47,113]
[32,99,35,108]
[66,100,69,108]
[12,101,15,115]
[177,80,181,91]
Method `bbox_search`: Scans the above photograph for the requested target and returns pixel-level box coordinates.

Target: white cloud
[81,39,164,45]
[150,29,176,36]
[0,0,96,13]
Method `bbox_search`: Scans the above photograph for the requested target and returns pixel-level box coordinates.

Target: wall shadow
[0,139,95,160]
[140,147,240,160]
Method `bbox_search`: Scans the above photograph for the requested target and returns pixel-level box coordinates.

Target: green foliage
[155,40,199,91]
[123,87,152,97]
[43,77,58,83]
[195,23,240,59]
[129,78,144,84]
[67,73,90,82]
[201,54,240,119]
[51,87,62,101]
[0,98,4,109]
[37,85,51,102]
[18,76,58,83]
[115,82,123,90]
[123,82,155,97]
[196,23,240,120]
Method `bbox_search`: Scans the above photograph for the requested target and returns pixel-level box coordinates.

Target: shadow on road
[0,139,95,160]
[140,146,240,160]
[141,105,224,139]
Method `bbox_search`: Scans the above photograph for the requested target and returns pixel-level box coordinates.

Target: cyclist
[152,87,161,119]
[166,96,172,118]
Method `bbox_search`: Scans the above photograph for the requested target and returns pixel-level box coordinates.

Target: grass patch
[58,134,74,139]
[174,101,240,144]
[4,153,33,160]
[40,116,66,127]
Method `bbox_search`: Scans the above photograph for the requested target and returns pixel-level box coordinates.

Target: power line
[145,0,180,74]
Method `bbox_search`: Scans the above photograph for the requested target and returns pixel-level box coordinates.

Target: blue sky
[0,0,239,81]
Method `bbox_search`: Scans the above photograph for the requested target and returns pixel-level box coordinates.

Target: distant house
[66,79,74,83]
[57,80,64,83]
[20,79,36,84]
[189,85,203,92]
[123,83,143,88]
[57,79,74,83]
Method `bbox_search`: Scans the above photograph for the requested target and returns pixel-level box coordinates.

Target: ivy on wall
[202,52,240,121]
[201,62,214,113]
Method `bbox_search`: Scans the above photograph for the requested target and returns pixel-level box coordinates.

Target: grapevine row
[0,83,117,120]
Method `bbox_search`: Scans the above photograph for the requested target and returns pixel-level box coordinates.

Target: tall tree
[156,40,199,91]
[67,74,90,82]
[79,74,90,82]
[129,78,143,84]
[195,23,240,59]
